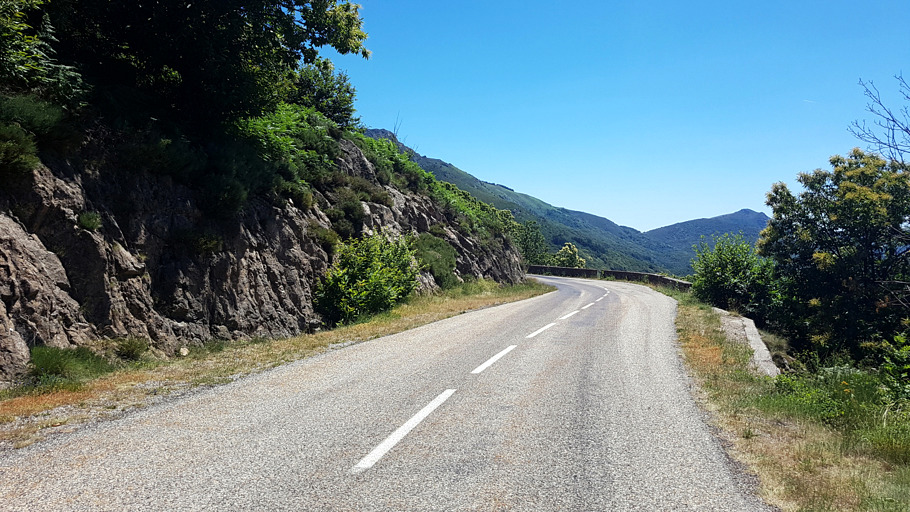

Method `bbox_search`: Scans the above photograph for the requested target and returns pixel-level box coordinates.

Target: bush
[114,337,148,361]
[0,95,65,138]
[30,346,113,382]
[326,187,365,239]
[315,231,419,325]
[691,233,775,322]
[413,233,459,289]
[310,223,340,256]
[551,242,586,268]
[0,122,38,177]
[77,211,102,231]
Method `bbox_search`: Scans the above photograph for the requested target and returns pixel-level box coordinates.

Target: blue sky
[326,1,910,231]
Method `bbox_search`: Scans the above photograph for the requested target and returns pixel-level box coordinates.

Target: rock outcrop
[0,140,524,382]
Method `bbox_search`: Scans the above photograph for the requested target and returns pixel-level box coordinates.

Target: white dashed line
[526,323,556,338]
[559,310,579,320]
[595,297,604,302]
[581,303,595,310]
[352,389,457,473]
[471,345,516,374]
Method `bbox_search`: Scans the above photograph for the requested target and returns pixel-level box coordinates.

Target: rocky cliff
[0,139,524,382]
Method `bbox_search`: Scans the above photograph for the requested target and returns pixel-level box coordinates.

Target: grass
[0,279,553,449]
[664,286,910,511]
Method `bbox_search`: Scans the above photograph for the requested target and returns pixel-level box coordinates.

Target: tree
[691,233,774,321]
[0,0,83,102]
[758,149,910,356]
[512,220,549,265]
[290,58,360,129]
[552,242,586,268]
[45,0,369,128]
[851,76,910,163]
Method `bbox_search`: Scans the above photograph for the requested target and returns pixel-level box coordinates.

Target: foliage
[551,242,586,268]
[315,231,419,325]
[759,149,910,358]
[114,337,148,361]
[29,345,113,382]
[289,59,360,129]
[76,211,101,231]
[413,233,459,289]
[309,223,340,256]
[0,0,84,103]
[0,122,37,176]
[766,366,910,465]
[882,333,910,402]
[46,0,369,128]
[0,94,74,175]
[691,233,775,321]
[511,220,549,264]
[325,187,365,239]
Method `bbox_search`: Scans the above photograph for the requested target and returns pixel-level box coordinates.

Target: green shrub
[276,179,314,209]
[117,134,207,178]
[315,231,418,325]
[348,175,392,207]
[30,346,113,382]
[882,333,910,402]
[326,187,365,239]
[310,223,340,256]
[691,233,775,322]
[551,242,586,268]
[114,337,148,361]
[0,122,38,177]
[77,211,102,231]
[0,95,65,138]
[413,232,459,289]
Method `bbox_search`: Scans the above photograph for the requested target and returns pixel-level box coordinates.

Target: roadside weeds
[665,287,910,511]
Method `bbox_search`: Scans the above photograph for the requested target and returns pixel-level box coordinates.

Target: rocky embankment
[0,139,524,382]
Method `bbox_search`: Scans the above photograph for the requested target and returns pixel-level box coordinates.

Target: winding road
[0,276,771,511]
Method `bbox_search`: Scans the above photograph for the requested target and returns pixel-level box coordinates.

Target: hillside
[644,209,770,250]
[366,129,769,275]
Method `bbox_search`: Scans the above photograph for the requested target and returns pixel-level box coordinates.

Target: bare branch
[850,76,910,164]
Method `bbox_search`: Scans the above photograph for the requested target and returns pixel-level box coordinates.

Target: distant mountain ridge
[366,129,769,275]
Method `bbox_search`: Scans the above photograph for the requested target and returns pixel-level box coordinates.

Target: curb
[713,308,780,377]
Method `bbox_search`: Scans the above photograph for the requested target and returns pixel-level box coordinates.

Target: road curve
[0,276,772,511]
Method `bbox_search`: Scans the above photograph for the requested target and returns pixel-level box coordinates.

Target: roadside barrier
[527,265,691,292]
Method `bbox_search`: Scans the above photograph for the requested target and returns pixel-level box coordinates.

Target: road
[0,276,771,511]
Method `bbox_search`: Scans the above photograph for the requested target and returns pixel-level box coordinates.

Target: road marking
[582,303,595,310]
[559,310,579,320]
[595,297,604,302]
[526,323,556,338]
[352,389,457,473]
[471,345,516,374]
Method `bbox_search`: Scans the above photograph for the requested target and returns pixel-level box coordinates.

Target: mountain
[643,209,771,272]
[644,209,770,250]
[365,129,769,276]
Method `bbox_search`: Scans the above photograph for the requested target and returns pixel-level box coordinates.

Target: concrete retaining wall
[528,265,692,292]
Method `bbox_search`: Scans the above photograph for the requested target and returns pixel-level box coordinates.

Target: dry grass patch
[0,279,553,450]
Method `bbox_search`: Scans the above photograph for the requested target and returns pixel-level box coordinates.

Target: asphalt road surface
[0,276,772,511]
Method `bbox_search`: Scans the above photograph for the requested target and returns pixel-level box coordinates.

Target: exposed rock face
[0,139,524,382]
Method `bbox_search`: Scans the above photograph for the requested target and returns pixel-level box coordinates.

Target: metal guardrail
[527,265,692,292]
